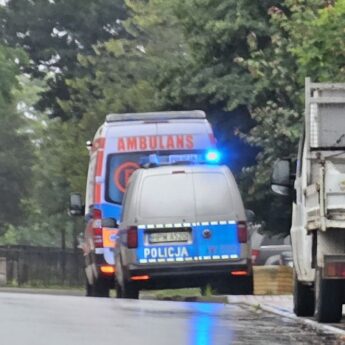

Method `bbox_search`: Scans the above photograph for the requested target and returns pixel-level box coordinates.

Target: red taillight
[325,262,345,278]
[127,226,138,249]
[131,275,150,281]
[237,221,247,243]
[92,209,103,248]
[251,249,260,264]
[230,271,248,276]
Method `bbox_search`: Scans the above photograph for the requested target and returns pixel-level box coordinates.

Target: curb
[227,296,345,339]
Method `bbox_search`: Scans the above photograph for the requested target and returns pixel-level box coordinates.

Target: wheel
[86,281,93,297]
[293,271,314,317]
[213,275,254,295]
[315,268,343,323]
[233,275,254,295]
[118,281,139,299]
[122,281,139,299]
[87,277,110,298]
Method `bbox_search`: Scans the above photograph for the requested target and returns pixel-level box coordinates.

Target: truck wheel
[121,281,139,299]
[315,269,342,323]
[293,271,314,316]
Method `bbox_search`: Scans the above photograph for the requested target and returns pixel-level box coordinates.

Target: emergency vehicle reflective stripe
[138,220,236,229]
[138,254,239,264]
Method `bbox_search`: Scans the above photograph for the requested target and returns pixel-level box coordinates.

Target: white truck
[272,78,345,323]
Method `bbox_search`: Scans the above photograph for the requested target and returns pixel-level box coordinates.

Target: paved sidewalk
[227,294,293,313]
[227,294,345,339]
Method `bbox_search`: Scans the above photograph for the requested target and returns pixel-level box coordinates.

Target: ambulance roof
[105,110,206,123]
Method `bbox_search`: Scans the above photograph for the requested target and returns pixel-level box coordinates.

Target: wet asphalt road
[0,292,341,345]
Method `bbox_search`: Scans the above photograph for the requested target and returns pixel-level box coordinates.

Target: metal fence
[0,246,84,287]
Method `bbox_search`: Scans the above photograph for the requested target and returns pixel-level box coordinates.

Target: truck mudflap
[323,255,345,279]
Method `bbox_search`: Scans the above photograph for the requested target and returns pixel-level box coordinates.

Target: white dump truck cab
[272,78,345,323]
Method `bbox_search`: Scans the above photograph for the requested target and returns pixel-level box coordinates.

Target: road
[0,292,343,345]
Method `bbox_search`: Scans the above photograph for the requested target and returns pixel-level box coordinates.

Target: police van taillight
[92,208,103,248]
[237,221,248,243]
[127,226,138,249]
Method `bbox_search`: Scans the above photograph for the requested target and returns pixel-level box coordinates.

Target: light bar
[205,150,221,163]
[106,110,206,122]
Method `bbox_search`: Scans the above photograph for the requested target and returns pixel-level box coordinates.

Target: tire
[213,275,254,295]
[293,271,314,317]
[87,277,110,298]
[119,281,139,299]
[86,281,93,297]
[234,275,254,295]
[315,268,343,323]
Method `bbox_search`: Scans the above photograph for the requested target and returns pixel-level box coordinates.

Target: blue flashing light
[205,150,221,163]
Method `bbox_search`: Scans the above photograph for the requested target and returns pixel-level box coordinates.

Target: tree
[0,46,34,233]
[0,0,129,119]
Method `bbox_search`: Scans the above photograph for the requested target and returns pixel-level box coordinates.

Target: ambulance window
[193,172,233,217]
[139,173,194,219]
[106,153,142,204]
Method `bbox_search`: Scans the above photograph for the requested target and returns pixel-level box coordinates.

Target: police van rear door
[135,167,242,265]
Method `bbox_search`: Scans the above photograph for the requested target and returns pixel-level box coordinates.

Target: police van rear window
[138,172,233,219]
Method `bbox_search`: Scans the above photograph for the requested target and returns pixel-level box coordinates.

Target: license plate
[149,232,189,243]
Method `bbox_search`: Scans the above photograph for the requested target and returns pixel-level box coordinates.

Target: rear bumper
[126,259,252,289]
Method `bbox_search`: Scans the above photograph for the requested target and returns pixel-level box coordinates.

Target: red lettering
[186,135,194,149]
[149,136,158,150]
[118,138,125,152]
[158,136,165,149]
[176,135,184,149]
[166,135,175,149]
[127,137,137,151]
[139,136,147,150]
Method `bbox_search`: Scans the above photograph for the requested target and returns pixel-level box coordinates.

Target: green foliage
[0,0,129,119]
[0,45,34,232]
[293,0,345,81]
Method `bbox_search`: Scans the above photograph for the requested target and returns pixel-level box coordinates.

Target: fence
[0,246,84,287]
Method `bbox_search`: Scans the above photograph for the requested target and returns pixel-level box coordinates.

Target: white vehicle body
[80,110,216,297]
[115,164,253,298]
[273,78,345,322]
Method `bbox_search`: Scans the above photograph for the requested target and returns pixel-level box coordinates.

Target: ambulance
[69,110,217,297]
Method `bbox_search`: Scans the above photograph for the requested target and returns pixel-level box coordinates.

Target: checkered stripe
[139,254,239,264]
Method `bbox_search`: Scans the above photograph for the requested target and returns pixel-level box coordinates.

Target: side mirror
[245,209,256,223]
[101,217,118,228]
[69,192,84,216]
[271,159,291,196]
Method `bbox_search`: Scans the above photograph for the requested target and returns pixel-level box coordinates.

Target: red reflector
[93,227,103,248]
[92,209,103,248]
[325,262,345,278]
[131,275,150,281]
[251,249,260,265]
[92,208,102,219]
[172,171,185,174]
[237,221,247,243]
[230,271,248,276]
[100,265,115,274]
[127,226,138,249]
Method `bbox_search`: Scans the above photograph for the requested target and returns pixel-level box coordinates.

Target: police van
[69,111,217,297]
[115,160,253,299]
